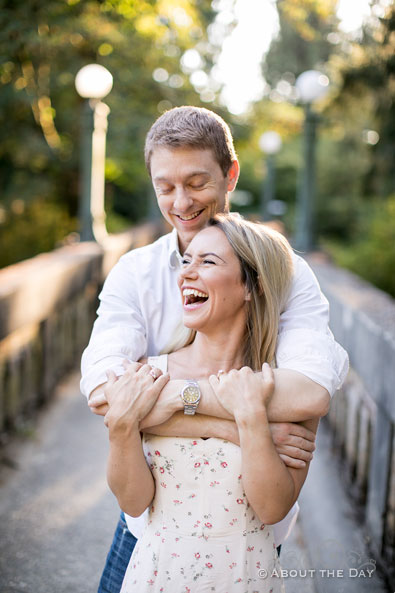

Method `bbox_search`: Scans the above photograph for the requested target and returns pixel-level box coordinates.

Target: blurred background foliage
[0,0,394,296]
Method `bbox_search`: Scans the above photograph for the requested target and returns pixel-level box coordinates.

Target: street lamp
[75,64,113,242]
[294,70,329,251]
[259,131,282,221]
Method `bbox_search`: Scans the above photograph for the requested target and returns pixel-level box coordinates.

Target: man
[81,106,348,593]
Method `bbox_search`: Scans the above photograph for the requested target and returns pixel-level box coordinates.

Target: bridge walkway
[0,371,389,593]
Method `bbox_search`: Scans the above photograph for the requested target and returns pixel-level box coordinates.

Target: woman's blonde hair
[163,213,294,370]
[210,214,293,369]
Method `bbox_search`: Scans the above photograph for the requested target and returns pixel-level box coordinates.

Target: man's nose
[173,187,193,212]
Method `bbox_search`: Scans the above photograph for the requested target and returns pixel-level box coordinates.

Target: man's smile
[175,210,204,222]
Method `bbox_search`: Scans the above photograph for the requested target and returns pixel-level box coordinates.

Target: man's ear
[227,160,240,191]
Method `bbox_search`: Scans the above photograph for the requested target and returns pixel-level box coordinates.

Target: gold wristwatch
[180,380,201,415]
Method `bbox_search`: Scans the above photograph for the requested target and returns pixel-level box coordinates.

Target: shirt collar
[168,228,183,269]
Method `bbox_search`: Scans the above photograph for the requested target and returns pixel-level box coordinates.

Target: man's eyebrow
[153,176,171,183]
[154,170,210,182]
[187,171,210,178]
[183,251,226,263]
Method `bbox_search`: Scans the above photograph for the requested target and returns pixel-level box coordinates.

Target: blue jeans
[98,513,137,593]
[98,512,282,592]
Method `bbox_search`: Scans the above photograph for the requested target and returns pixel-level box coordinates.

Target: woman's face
[177,225,249,333]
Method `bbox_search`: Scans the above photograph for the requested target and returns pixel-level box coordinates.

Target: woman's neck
[169,326,246,379]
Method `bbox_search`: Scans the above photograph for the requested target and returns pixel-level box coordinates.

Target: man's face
[150,146,239,253]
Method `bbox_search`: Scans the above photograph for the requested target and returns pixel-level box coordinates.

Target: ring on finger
[217,369,225,379]
[149,369,159,380]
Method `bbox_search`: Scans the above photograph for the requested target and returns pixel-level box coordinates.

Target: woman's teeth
[183,288,209,305]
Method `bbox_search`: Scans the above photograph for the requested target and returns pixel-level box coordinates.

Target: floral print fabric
[120,435,284,593]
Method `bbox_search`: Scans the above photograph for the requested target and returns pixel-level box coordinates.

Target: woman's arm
[142,412,240,445]
[209,365,318,524]
[88,368,328,422]
[147,371,328,423]
[105,364,169,517]
[107,427,155,518]
[95,364,315,469]
[237,410,318,524]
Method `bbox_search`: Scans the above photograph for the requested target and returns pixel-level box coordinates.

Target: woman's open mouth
[182,288,209,308]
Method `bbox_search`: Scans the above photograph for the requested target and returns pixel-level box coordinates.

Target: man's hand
[88,389,109,416]
[270,422,316,468]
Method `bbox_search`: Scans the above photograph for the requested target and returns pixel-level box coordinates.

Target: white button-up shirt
[80,228,349,546]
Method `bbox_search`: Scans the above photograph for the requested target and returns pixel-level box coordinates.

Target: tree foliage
[328,3,395,198]
[0,0,218,265]
[236,0,395,296]
[323,195,395,297]
[264,0,338,87]
[1,0,394,298]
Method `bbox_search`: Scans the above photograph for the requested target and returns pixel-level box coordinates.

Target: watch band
[181,379,201,415]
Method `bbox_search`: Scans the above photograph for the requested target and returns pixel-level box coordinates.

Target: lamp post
[259,131,282,221]
[75,64,113,242]
[294,70,329,251]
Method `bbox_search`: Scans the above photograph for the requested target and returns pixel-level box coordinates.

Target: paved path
[0,372,118,593]
[0,373,389,593]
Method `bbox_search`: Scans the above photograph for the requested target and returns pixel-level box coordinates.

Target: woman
[104,214,318,592]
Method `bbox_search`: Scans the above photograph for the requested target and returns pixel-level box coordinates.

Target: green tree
[0,0,219,266]
[264,0,339,87]
[320,2,395,296]
[327,2,395,198]
[323,195,395,297]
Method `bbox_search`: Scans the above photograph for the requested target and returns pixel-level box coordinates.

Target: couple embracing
[81,106,348,592]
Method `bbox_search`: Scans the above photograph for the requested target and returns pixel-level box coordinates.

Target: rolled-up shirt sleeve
[276,254,349,396]
[80,253,147,399]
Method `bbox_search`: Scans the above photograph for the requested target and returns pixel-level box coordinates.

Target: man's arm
[142,413,315,469]
[89,368,328,421]
[268,369,330,420]
[138,369,328,424]
[275,254,349,399]
[90,372,316,468]
[139,366,316,469]
[80,253,148,401]
[197,369,330,422]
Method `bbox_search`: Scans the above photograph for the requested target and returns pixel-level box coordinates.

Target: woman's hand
[104,362,170,433]
[139,384,183,430]
[208,363,274,423]
[88,361,144,417]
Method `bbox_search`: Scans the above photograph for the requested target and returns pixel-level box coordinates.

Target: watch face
[182,385,200,404]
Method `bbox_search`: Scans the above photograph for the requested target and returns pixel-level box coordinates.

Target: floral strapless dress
[120,434,284,593]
